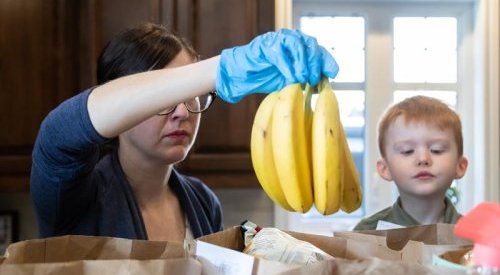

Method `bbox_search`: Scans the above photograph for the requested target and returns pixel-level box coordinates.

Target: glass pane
[393,90,457,109]
[300,16,337,47]
[334,90,366,129]
[393,17,457,83]
[394,17,456,50]
[300,16,364,49]
[311,90,365,128]
[394,17,427,49]
[300,16,365,83]
[425,50,457,83]
[394,50,427,83]
[333,49,365,82]
[336,90,365,155]
[330,17,365,50]
[426,17,457,50]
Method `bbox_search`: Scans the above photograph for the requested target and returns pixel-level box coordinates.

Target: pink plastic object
[454,202,500,269]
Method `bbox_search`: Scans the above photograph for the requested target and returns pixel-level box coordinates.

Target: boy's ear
[376,158,393,181]
[455,156,468,179]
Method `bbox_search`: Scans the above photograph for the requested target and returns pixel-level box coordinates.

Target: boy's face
[377,116,468,198]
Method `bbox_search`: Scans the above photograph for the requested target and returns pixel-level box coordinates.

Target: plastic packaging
[240,220,333,266]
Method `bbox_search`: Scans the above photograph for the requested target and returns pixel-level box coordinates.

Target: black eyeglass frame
[156,91,217,116]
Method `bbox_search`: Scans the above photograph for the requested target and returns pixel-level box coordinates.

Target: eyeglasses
[157,91,217,116]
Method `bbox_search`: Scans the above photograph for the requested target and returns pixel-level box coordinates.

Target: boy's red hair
[378,96,463,158]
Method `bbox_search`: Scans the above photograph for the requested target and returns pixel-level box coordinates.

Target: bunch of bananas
[250,77,362,215]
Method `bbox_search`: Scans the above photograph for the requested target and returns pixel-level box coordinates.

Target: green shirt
[353,197,462,231]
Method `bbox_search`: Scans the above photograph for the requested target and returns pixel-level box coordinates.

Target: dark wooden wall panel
[0,0,274,191]
[0,0,81,191]
[177,0,274,188]
[100,0,157,43]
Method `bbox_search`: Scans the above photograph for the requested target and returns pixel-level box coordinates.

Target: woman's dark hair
[97,23,198,84]
[97,23,198,154]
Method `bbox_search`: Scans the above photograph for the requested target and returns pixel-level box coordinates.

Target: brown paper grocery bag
[194,226,463,274]
[0,258,201,275]
[0,235,200,275]
[1,234,186,263]
[334,223,472,265]
[284,230,403,261]
[283,257,465,275]
[197,226,403,261]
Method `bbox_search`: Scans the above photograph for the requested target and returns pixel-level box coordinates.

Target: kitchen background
[0,0,498,249]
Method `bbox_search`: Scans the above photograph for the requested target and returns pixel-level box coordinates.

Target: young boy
[353,96,468,230]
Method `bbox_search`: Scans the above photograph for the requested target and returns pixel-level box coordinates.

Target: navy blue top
[30,88,223,239]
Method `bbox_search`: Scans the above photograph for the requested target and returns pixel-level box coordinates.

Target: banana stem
[304,83,313,111]
[318,76,331,93]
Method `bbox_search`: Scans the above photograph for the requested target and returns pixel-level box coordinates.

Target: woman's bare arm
[88,56,219,138]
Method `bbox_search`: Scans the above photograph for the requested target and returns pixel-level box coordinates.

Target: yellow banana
[304,84,314,170]
[251,92,295,211]
[250,80,363,215]
[312,77,343,215]
[304,84,314,148]
[271,83,313,213]
[339,125,363,213]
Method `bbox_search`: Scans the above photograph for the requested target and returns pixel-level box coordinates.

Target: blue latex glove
[216,29,339,103]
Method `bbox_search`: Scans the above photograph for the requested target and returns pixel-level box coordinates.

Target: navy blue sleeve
[30,88,108,235]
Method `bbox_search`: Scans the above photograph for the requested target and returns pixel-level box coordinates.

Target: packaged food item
[241,220,333,266]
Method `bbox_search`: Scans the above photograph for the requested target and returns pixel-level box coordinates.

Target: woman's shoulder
[172,170,220,204]
[174,170,211,193]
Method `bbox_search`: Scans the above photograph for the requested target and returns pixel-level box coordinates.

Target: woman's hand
[216,29,339,103]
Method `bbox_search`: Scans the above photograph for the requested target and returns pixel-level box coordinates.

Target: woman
[30,23,339,242]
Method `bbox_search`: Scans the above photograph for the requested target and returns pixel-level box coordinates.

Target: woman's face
[119,50,201,165]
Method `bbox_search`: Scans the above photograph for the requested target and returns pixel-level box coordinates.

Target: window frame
[276,0,478,234]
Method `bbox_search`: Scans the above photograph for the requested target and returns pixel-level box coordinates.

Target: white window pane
[393,90,457,109]
[300,16,365,49]
[394,50,427,82]
[394,17,457,50]
[394,17,457,83]
[333,49,365,82]
[338,89,365,154]
[300,16,337,47]
[334,90,365,129]
[311,90,365,127]
[329,17,365,49]
[425,17,457,50]
[425,50,457,83]
[395,49,457,83]
[300,16,365,83]
[394,17,427,49]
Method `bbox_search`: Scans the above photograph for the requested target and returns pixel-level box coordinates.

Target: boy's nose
[416,150,431,166]
[417,159,430,166]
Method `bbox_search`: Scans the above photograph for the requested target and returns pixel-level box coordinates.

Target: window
[276,0,476,235]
